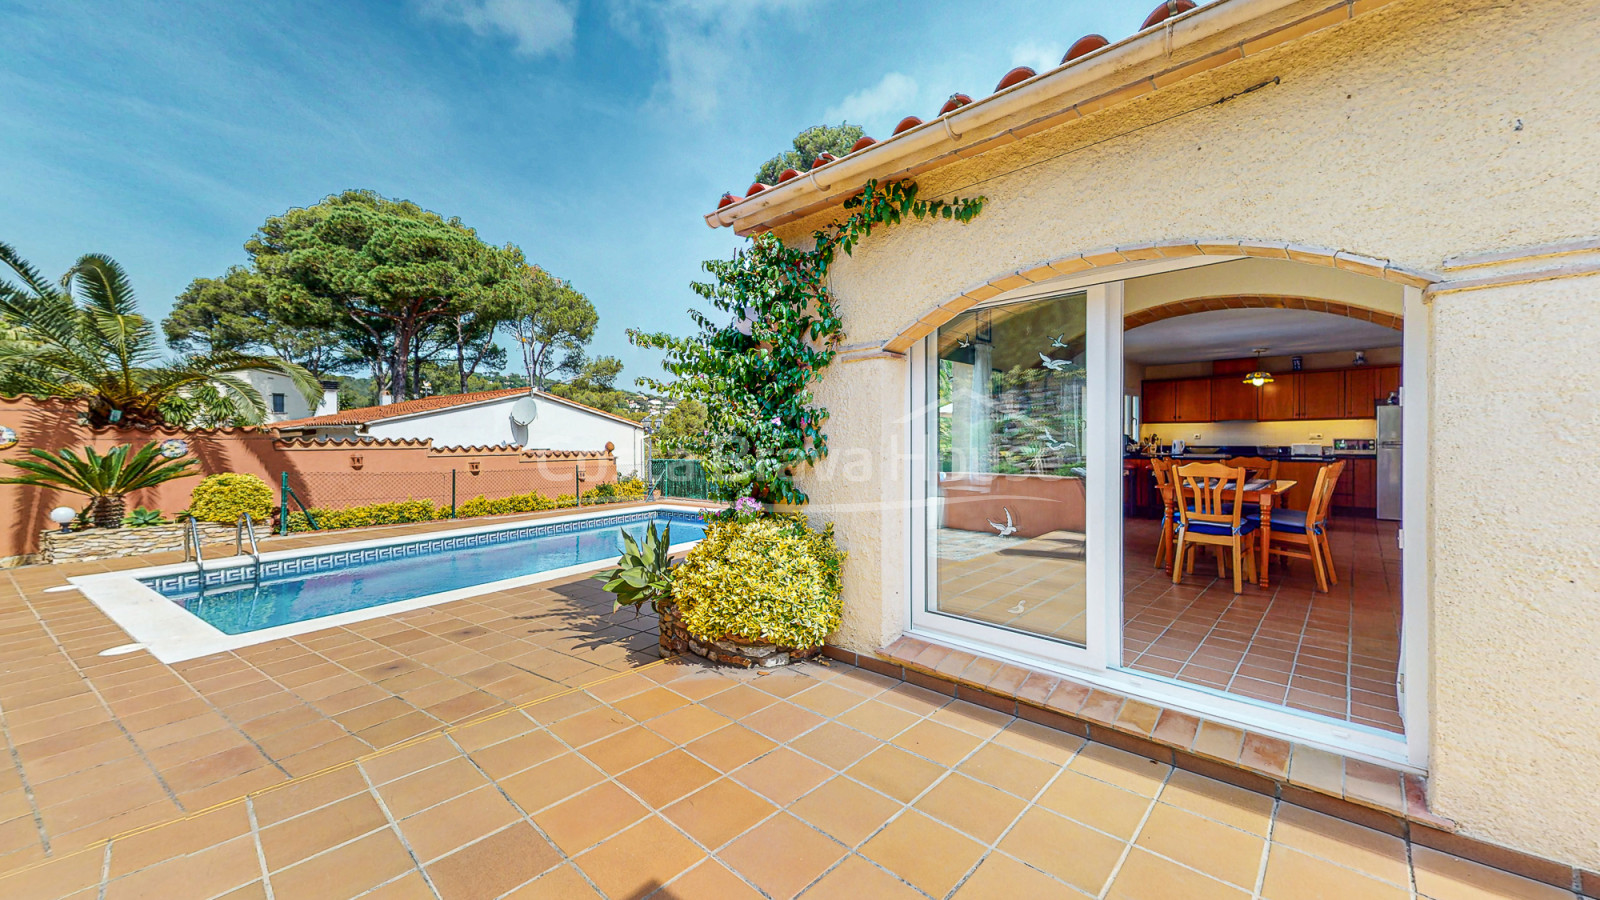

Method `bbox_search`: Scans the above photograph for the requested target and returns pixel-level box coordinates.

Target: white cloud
[421,0,577,57]
[823,72,919,131]
[1009,39,1061,74]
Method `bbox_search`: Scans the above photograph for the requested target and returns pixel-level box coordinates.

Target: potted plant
[594,522,682,656]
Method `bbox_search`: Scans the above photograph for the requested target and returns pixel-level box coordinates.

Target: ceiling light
[1243,348,1274,386]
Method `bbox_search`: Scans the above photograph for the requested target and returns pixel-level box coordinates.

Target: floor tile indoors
[0,654,1572,900]
[1122,516,1404,733]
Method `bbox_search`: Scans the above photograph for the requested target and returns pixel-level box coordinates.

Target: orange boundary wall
[0,397,616,562]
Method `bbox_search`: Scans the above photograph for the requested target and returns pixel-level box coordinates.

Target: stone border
[658,604,821,669]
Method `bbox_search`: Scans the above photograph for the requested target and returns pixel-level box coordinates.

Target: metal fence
[652,459,712,500]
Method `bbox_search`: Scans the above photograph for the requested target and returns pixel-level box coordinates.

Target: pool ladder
[235,512,261,565]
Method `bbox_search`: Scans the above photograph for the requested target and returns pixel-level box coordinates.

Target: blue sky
[1,0,1150,390]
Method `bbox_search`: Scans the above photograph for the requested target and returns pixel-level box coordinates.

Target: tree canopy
[164,265,343,375]
[754,123,865,185]
[547,354,635,417]
[509,267,598,389]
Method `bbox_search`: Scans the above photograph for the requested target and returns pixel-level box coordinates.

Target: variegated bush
[673,515,844,650]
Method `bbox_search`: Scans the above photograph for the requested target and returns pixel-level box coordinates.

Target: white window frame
[905,270,1425,770]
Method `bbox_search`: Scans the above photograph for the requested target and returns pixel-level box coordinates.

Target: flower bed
[38,521,234,564]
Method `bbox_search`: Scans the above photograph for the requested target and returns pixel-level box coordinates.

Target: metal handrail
[235,512,261,564]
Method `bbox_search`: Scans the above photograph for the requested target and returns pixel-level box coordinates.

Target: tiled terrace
[0,511,1586,899]
[0,655,1577,900]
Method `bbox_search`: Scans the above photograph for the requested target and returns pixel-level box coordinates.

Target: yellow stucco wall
[771,0,1600,872]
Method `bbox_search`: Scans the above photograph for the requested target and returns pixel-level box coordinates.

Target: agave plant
[594,522,677,615]
[0,443,200,529]
[0,242,319,427]
[122,507,166,527]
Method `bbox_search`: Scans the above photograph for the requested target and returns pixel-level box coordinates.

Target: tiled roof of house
[271,388,644,431]
[711,0,1199,216]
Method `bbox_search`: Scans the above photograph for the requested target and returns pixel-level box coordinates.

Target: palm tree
[1,443,200,529]
[0,242,319,427]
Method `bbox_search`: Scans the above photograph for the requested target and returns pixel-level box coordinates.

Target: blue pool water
[143,513,704,635]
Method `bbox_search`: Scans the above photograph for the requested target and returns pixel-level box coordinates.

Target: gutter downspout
[705,0,1309,230]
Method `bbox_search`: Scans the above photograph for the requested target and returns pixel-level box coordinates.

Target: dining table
[1158,477,1297,588]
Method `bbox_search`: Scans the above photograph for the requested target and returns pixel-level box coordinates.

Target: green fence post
[279,471,289,535]
[450,469,457,518]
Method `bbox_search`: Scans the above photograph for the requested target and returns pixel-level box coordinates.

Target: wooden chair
[1150,458,1176,569]
[1257,460,1345,592]
[1171,463,1260,594]
[1225,456,1280,483]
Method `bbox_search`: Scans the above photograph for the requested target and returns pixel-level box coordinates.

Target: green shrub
[456,489,560,518]
[286,499,443,532]
[673,514,844,650]
[555,493,576,507]
[122,507,165,527]
[614,475,647,501]
[189,473,273,524]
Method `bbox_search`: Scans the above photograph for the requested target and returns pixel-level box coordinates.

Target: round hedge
[673,515,844,650]
[188,473,273,524]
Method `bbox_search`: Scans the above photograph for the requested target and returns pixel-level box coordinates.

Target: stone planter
[657,603,820,669]
[38,521,236,564]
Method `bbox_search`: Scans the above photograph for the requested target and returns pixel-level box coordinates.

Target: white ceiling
[1123,308,1402,365]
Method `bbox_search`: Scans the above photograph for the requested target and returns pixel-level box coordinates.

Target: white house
[233,370,340,423]
[270,387,647,475]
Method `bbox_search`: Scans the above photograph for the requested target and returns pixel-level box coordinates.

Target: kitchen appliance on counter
[1170,438,1185,455]
[1377,405,1402,520]
[1290,443,1326,457]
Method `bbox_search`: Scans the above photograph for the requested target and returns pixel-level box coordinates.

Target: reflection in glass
[929,293,1090,645]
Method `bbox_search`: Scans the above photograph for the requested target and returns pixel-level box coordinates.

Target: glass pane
[929,293,1089,646]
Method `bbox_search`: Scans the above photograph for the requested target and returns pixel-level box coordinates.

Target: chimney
[317,380,340,416]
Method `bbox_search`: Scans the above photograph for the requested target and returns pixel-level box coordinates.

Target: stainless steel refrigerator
[1377,405,1402,521]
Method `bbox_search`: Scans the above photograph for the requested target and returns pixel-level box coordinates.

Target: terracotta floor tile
[957,742,1059,800]
[915,773,1027,843]
[1106,848,1248,900]
[699,684,779,720]
[861,809,986,897]
[990,718,1086,764]
[259,792,390,871]
[955,852,1081,898]
[1269,804,1410,887]
[1411,846,1575,900]
[1158,769,1274,836]
[846,745,946,804]
[684,724,778,773]
[574,815,704,900]
[502,864,603,900]
[1067,743,1170,797]
[1260,845,1409,900]
[799,854,923,900]
[466,729,565,779]
[425,823,562,900]
[891,719,985,767]
[374,756,487,818]
[548,705,634,748]
[613,686,693,722]
[1134,803,1264,889]
[789,683,866,718]
[721,813,847,900]
[577,725,674,775]
[268,828,415,900]
[103,801,252,876]
[353,736,458,787]
[998,806,1126,894]
[0,841,103,899]
[358,872,438,900]
[104,834,259,900]
[732,748,832,807]
[1037,770,1154,840]
[663,860,765,900]
[836,699,922,741]
[739,701,826,744]
[495,752,604,814]
[788,722,881,772]
[532,781,650,855]
[663,778,778,850]
[646,704,735,745]
[397,784,522,863]
[789,776,904,847]
[618,749,720,808]
[250,765,370,825]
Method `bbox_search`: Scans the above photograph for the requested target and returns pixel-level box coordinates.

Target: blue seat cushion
[1245,508,1322,535]
[1177,518,1258,537]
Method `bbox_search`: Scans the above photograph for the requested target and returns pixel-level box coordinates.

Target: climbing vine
[631,179,985,505]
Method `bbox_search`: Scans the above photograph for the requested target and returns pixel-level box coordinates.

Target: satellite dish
[509,396,539,426]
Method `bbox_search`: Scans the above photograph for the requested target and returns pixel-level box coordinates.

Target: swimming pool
[70,505,708,663]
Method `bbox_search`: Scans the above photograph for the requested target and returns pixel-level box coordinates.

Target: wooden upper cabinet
[1299,370,1346,420]
[1174,378,1211,422]
[1210,376,1257,421]
[1257,374,1299,421]
[1142,380,1177,423]
[1343,369,1376,419]
[1374,366,1401,403]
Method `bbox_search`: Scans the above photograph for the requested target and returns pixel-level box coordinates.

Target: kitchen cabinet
[1331,456,1377,511]
[1374,366,1401,403]
[1174,378,1212,422]
[1210,376,1258,421]
[1343,369,1376,418]
[1299,370,1346,419]
[1142,380,1177,423]
[1257,374,1299,421]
